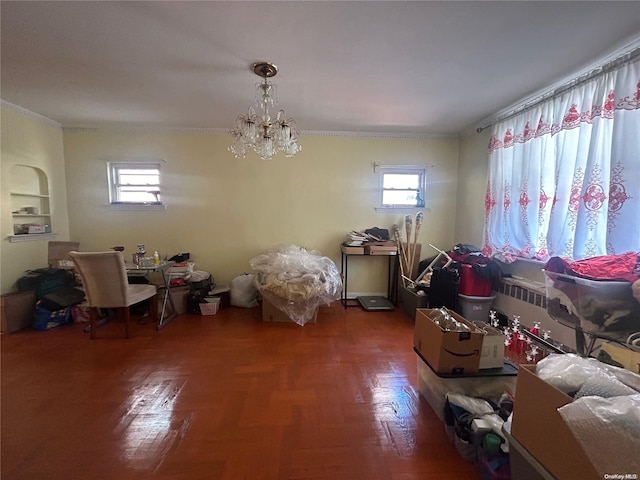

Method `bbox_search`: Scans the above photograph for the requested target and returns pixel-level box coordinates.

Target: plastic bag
[250,245,342,325]
[575,369,637,399]
[558,394,640,476]
[230,273,258,308]
[536,353,640,395]
[446,393,494,416]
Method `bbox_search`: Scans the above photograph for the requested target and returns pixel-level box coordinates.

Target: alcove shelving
[8,165,57,243]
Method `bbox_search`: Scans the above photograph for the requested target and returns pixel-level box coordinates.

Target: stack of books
[344,230,385,246]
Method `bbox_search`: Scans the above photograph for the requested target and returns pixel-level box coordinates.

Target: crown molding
[62,125,455,140]
[302,130,457,140]
[1,100,62,128]
[62,125,230,134]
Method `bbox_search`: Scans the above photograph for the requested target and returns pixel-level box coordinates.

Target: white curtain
[483,57,640,263]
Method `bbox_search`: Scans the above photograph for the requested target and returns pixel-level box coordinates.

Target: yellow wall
[0,103,542,298]
[1,106,70,293]
[455,129,491,247]
[62,130,460,293]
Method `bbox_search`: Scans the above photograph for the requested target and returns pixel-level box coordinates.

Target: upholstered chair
[69,251,158,339]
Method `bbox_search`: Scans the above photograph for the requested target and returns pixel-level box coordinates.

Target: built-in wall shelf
[10,165,53,235]
[10,192,50,198]
[8,233,58,243]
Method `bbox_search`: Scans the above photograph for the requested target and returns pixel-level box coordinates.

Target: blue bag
[33,301,72,330]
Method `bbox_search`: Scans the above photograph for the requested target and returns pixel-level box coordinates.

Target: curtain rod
[476,42,640,133]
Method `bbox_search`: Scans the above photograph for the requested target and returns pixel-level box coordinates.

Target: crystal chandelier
[229,62,301,160]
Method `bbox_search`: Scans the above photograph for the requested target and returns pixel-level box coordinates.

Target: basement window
[375,164,427,211]
[108,162,164,209]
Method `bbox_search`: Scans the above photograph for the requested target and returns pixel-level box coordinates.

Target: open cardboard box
[511,364,600,480]
[469,319,505,369]
[414,308,484,375]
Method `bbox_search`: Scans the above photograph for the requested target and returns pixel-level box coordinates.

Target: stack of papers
[344,230,386,246]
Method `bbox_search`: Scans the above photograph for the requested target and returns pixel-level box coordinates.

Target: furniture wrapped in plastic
[250,245,342,326]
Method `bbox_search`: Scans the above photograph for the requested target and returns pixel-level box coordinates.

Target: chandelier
[229,62,301,160]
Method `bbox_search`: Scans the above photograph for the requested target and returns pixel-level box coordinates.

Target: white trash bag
[230,273,258,308]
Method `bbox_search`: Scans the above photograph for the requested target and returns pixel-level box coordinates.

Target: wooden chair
[48,241,80,269]
[69,251,158,339]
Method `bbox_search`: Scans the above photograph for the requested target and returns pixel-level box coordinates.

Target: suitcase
[428,267,460,311]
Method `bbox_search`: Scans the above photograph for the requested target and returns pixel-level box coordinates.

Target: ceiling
[2,1,640,137]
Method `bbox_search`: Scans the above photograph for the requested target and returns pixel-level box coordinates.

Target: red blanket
[545,252,640,283]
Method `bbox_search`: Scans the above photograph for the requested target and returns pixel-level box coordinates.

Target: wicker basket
[199,297,220,315]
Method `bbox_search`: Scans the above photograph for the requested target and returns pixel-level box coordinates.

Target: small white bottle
[154,251,160,266]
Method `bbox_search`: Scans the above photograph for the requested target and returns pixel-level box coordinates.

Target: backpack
[17,268,75,300]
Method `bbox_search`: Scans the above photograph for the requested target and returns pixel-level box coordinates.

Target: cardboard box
[510,364,600,480]
[469,319,504,369]
[157,285,190,315]
[414,308,484,375]
[262,298,317,324]
[501,424,555,480]
[341,244,365,255]
[1,290,36,333]
[27,225,48,234]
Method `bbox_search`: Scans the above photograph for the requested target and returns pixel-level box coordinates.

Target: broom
[408,212,424,283]
[392,224,408,287]
[404,214,413,284]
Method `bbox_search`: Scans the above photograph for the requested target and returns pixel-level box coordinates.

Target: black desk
[340,246,398,308]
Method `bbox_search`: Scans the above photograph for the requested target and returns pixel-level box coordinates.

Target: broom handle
[393,225,409,287]
[404,215,412,281]
[409,224,422,281]
[409,213,423,281]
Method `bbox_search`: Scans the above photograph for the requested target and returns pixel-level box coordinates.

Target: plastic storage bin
[458,294,496,322]
[459,264,493,296]
[543,269,640,336]
[400,285,429,320]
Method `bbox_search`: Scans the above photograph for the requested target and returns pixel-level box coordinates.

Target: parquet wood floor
[1,303,482,480]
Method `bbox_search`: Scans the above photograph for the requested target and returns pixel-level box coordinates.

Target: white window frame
[375,164,428,212]
[107,161,165,210]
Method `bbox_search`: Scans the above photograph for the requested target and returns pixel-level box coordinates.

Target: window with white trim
[378,165,426,208]
[108,162,162,205]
